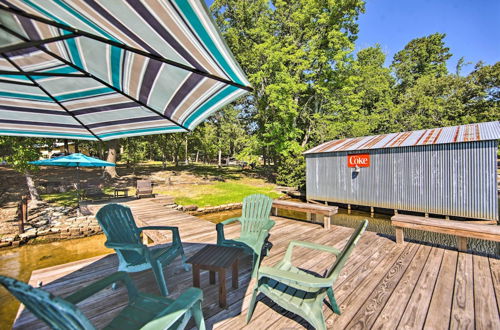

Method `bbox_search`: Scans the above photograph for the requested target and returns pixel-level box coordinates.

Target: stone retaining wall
[0,204,102,248]
[184,202,242,215]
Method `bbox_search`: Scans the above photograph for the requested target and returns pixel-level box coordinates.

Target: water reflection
[0,235,110,327]
[277,207,498,256]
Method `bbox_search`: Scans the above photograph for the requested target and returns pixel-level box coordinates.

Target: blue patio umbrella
[30,153,115,201]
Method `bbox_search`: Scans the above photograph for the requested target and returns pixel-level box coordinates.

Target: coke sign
[347,154,370,167]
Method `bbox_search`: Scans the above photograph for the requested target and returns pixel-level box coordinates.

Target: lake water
[0,208,497,327]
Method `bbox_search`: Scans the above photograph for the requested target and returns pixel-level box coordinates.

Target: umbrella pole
[76,166,80,216]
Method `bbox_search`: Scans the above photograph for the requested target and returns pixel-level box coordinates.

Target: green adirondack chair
[96,203,188,296]
[246,220,368,330]
[216,194,275,277]
[0,272,205,329]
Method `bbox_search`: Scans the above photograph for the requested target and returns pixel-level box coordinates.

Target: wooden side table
[186,245,243,308]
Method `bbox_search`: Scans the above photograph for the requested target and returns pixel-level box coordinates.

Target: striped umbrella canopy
[0,0,251,141]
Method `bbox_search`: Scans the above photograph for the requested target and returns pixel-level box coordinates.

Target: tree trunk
[195,151,199,163]
[185,136,189,165]
[161,153,167,169]
[63,139,69,154]
[25,172,40,201]
[74,141,80,153]
[105,139,119,178]
[218,149,222,168]
[174,153,179,167]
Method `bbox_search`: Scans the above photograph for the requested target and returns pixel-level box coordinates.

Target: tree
[391,33,452,90]
[104,139,119,178]
[0,137,43,202]
[120,138,148,173]
[212,0,366,186]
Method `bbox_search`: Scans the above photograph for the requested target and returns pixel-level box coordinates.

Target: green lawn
[41,187,116,207]
[41,191,80,207]
[159,179,281,207]
[40,164,282,209]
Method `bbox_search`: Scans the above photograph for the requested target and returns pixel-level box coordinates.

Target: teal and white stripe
[0,0,251,141]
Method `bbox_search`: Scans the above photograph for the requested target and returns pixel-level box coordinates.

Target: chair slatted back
[240,194,273,234]
[0,276,94,330]
[136,180,153,194]
[96,204,145,264]
[326,220,368,280]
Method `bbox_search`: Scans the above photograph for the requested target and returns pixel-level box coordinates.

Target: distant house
[36,142,87,159]
[304,121,500,221]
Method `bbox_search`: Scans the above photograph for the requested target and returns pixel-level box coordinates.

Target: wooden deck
[14,198,500,329]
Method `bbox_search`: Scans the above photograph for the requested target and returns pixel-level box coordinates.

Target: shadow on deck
[13,198,500,329]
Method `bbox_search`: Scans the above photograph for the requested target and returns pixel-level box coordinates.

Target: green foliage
[276,146,306,189]
[0,137,42,173]
[120,138,148,169]
[391,33,452,89]
[212,0,366,184]
[206,3,498,188]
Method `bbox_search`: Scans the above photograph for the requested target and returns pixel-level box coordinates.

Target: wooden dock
[14,198,500,329]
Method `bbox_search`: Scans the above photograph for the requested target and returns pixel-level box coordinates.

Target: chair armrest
[219,217,241,226]
[140,287,203,329]
[105,242,145,253]
[65,272,138,304]
[216,217,241,243]
[263,220,275,231]
[139,226,182,244]
[139,226,178,232]
[258,266,331,288]
[283,240,340,263]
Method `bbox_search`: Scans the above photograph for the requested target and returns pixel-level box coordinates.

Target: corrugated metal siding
[305,121,500,154]
[306,141,499,220]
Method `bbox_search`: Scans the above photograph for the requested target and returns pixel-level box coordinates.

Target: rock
[1,234,18,243]
[11,241,20,247]
[34,220,49,227]
[19,232,37,240]
[37,229,52,236]
[0,242,11,247]
[183,205,198,211]
[69,228,82,235]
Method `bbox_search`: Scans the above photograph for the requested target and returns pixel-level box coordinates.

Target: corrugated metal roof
[304,121,500,154]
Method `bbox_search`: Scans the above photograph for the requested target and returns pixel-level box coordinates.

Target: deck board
[398,246,444,329]
[451,253,475,329]
[12,197,500,329]
[424,249,458,329]
[370,244,432,330]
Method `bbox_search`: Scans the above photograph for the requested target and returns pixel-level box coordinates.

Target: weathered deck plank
[451,253,475,329]
[424,248,458,329]
[12,198,500,330]
[490,257,500,316]
[398,246,444,329]
[473,255,500,329]
[371,244,432,330]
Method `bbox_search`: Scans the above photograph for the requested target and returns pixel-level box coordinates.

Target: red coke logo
[347,154,370,167]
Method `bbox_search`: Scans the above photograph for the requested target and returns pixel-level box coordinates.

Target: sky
[205,0,499,75]
[355,0,500,74]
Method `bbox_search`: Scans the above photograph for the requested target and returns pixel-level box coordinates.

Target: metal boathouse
[304,121,500,221]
